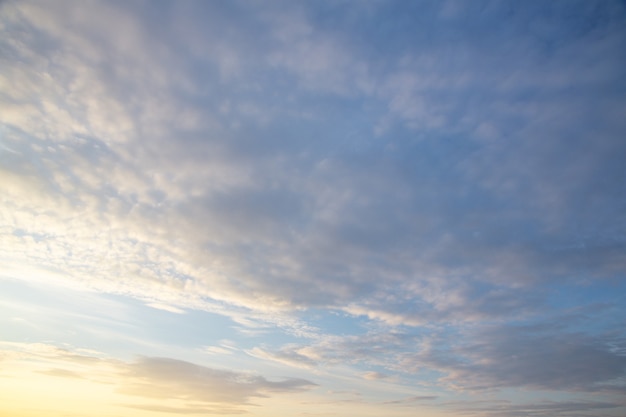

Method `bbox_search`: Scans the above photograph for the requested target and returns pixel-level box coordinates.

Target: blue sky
[1,1,626,416]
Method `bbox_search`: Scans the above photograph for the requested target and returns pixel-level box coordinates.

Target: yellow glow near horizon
[0,342,451,417]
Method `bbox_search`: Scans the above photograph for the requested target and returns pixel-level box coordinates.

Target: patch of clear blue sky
[303,309,369,336]
[542,279,626,332]
[0,277,237,359]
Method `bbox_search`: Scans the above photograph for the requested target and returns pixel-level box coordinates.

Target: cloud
[248,346,319,370]
[0,342,316,413]
[204,342,236,356]
[1,2,626,414]
[145,302,186,314]
[250,312,626,398]
[248,330,420,374]
[399,322,626,393]
[384,395,438,405]
[2,0,625,326]
[122,403,246,415]
[37,368,84,379]
[446,398,625,417]
[362,371,388,381]
[122,356,316,404]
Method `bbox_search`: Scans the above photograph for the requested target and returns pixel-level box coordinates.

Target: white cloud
[362,371,388,381]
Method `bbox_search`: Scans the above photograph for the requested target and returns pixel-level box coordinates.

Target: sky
[1,0,626,416]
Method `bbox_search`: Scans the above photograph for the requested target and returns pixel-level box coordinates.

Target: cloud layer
[1,1,626,416]
[0,342,315,415]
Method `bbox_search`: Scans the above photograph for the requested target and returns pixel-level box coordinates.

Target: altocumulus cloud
[1,0,626,416]
[2,0,625,319]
